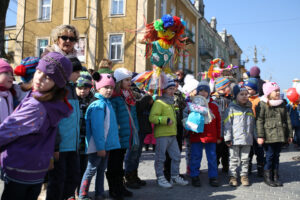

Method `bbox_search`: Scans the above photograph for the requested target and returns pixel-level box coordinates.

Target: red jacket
[189,98,221,143]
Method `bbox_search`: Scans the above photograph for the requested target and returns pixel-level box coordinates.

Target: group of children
[0,53,295,200]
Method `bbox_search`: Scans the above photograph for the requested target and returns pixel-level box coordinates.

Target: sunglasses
[59,36,77,42]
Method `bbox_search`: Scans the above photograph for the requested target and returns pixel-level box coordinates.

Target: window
[5,35,8,54]
[191,58,195,72]
[37,39,49,57]
[170,4,176,16]
[184,52,189,70]
[160,0,167,17]
[178,54,183,69]
[74,37,86,62]
[73,0,88,19]
[191,25,195,42]
[109,34,123,61]
[111,0,124,15]
[39,0,51,20]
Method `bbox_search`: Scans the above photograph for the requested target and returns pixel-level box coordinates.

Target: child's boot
[191,176,201,187]
[170,175,188,186]
[157,176,172,188]
[125,171,140,189]
[229,176,238,187]
[241,175,250,186]
[263,170,277,187]
[273,169,283,187]
[209,178,219,187]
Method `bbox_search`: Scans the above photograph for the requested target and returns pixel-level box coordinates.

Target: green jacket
[149,99,177,138]
[256,100,293,143]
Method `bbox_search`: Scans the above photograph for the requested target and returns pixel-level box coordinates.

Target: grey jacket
[224,101,255,145]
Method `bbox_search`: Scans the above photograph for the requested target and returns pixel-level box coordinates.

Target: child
[256,82,293,187]
[244,78,264,177]
[212,77,232,173]
[0,52,73,200]
[224,85,255,187]
[75,71,95,193]
[149,79,188,188]
[107,68,139,199]
[144,124,156,151]
[46,55,82,200]
[78,73,121,200]
[0,59,14,124]
[187,81,221,187]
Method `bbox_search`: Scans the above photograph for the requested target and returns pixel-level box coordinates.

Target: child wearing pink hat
[256,82,293,187]
[0,59,14,124]
[78,72,121,200]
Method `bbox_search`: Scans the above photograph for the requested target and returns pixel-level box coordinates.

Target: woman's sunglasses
[59,36,77,42]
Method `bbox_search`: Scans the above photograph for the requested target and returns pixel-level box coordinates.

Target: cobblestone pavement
[1,145,300,200]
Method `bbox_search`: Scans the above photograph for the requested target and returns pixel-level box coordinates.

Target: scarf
[157,93,174,105]
[53,44,77,56]
[260,96,283,107]
[121,89,136,106]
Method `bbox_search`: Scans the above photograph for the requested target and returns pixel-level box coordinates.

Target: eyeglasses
[59,36,77,42]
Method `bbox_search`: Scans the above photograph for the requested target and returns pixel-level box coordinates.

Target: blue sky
[6,0,300,91]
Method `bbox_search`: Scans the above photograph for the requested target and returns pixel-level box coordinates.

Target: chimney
[210,17,217,30]
[194,0,204,16]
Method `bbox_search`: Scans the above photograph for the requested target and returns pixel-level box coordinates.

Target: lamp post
[244,45,266,65]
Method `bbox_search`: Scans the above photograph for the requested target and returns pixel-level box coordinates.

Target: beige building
[11,0,200,76]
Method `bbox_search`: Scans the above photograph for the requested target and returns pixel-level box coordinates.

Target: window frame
[160,0,167,17]
[109,0,126,17]
[4,35,8,54]
[37,0,52,22]
[108,33,125,63]
[72,0,89,20]
[178,54,183,69]
[36,37,50,57]
[184,52,189,70]
[170,3,176,16]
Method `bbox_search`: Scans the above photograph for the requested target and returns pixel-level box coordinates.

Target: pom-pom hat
[0,59,13,74]
[250,66,261,77]
[182,74,199,94]
[263,82,280,97]
[76,71,93,88]
[36,52,73,88]
[114,68,132,83]
[14,57,39,83]
[93,72,115,90]
[215,77,230,91]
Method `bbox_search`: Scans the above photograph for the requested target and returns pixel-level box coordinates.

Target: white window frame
[109,0,126,17]
[108,33,124,63]
[160,0,167,17]
[184,52,189,70]
[170,3,176,16]
[72,0,89,20]
[74,36,87,63]
[191,24,195,42]
[36,37,50,57]
[37,0,52,22]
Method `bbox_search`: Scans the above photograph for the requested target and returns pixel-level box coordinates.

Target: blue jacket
[110,95,139,149]
[58,83,80,152]
[85,93,120,152]
[287,104,300,128]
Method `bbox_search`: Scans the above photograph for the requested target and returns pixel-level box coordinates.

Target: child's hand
[168,119,173,126]
[288,137,293,144]
[217,139,222,144]
[97,150,106,157]
[257,138,264,145]
[225,141,232,147]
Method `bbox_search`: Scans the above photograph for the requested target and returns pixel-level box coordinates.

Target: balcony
[199,46,213,59]
[229,49,238,59]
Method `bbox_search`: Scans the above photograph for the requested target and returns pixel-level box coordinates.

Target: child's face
[33,69,55,92]
[164,86,176,97]
[69,71,81,83]
[0,71,13,89]
[121,78,132,90]
[269,89,281,100]
[76,86,91,98]
[98,85,114,98]
[190,89,197,97]
[198,90,209,99]
[236,90,249,105]
[245,86,256,96]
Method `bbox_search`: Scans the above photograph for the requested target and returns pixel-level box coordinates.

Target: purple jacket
[0,92,72,183]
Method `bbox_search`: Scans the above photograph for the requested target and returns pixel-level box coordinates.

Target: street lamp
[244,45,266,65]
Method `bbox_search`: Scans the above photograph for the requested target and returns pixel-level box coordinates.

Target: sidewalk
[1,145,300,200]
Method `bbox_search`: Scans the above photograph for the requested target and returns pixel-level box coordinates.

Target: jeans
[294,127,300,146]
[1,180,42,200]
[79,153,108,198]
[46,151,81,200]
[249,139,264,166]
[125,132,145,173]
[229,145,251,177]
[264,143,282,170]
[190,142,218,178]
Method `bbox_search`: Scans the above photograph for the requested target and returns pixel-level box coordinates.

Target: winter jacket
[85,93,120,153]
[249,95,260,117]
[0,91,71,183]
[149,99,177,138]
[256,98,293,143]
[188,98,221,143]
[58,83,80,152]
[110,95,139,149]
[0,91,13,124]
[224,101,255,145]
[286,104,300,128]
[136,94,153,135]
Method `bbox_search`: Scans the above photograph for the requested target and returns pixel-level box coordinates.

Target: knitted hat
[114,67,132,82]
[215,77,230,91]
[0,59,13,74]
[14,57,39,83]
[263,82,280,97]
[182,74,199,94]
[92,72,115,90]
[36,52,73,88]
[98,59,112,68]
[250,66,261,77]
[66,55,82,72]
[163,78,176,89]
[76,71,92,88]
[197,81,210,94]
[244,77,258,92]
[233,85,248,99]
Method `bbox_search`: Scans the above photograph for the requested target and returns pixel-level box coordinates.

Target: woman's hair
[51,24,79,44]
[114,81,122,94]
[22,82,68,102]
